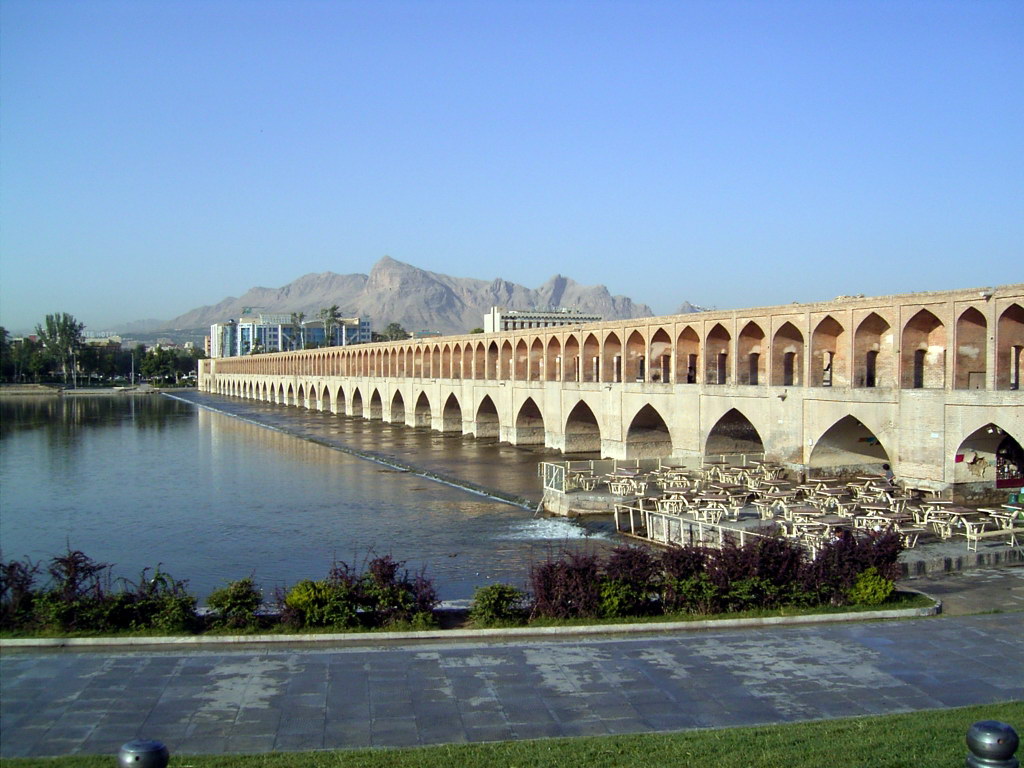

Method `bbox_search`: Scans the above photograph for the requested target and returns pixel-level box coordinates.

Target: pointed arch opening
[705,324,731,384]
[414,392,431,427]
[854,312,894,388]
[452,344,463,379]
[602,332,622,383]
[809,416,890,475]
[563,335,580,382]
[649,328,671,383]
[955,424,1023,493]
[486,342,499,380]
[738,321,765,385]
[368,389,383,420]
[390,391,406,424]
[514,339,529,380]
[772,321,804,386]
[333,385,346,415]
[705,409,763,456]
[564,401,602,454]
[901,309,946,388]
[582,334,600,382]
[351,388,364,418]
[955,307,987,389]
[676,327,699,384]
[811,315,847,387]
[441,393,462,432]
[529,338,544,381]
[545,336,562,381]
[514,397,545,445]
[997,304,1024,391]
[626,404,672,459]
[625,331,646,382]
[475,395,499,438]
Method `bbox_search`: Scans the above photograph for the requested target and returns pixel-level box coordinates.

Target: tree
[470,327,484,334]
[0,327,10,381]
[382,322,409,341]
[35,312,84,387]
[290,312,306,351]
[319,305,341,346]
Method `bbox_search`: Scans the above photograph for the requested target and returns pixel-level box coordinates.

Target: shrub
[358,555,439,627]
[0,557,41,630]
[599,578,650,618]
[661,545,708,581]
[283,579,358,629]
[469,583,527,627]
[207,577,263,629]
[846,566,895,606]
[664,573,719,614]
[529,550,601,619]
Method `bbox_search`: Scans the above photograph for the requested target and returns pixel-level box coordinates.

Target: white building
[209,313,372,357]
[483,306,603,333]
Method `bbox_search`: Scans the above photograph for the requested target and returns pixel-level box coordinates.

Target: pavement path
[2,604,1022,758]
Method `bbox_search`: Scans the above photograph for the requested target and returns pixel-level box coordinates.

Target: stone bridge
[199,284,1024,500]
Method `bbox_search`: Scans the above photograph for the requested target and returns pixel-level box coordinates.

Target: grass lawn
[1,701,1020,768]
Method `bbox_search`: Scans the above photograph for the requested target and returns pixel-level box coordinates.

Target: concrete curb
[0,597,940,650]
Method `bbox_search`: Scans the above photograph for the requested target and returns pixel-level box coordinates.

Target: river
[0,391,613,602]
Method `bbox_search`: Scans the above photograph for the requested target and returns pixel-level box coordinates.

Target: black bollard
[966,720,1019,768]
[117,738,169,768]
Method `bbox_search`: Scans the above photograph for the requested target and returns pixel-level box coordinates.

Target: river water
[0,392,613,603]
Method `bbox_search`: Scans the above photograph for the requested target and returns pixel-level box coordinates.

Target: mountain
[153,256,689,336]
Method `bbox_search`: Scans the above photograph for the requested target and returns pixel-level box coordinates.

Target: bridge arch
[545,336,561,381]
[705,408,763,457]
[390,391,405,424]
[997,303,1023,390]
[351,388,364,418]
[451,344,463,379]
[649,327,671,383]
[515,339,528,380]
[368,389,383,420]
[332,384,346,414]
[500,340,513,380]
[441,393,462,432]
[486,342,498,380]
[811,315,846,387]
[414,392,431,427]
[475,395,499,438]
[902,309,946,389]
[854,312,895,388]
[808,415,890,474]
[582,334,600,382]
[954,307,987,389]
[705,323,731,385]
[738,321,766,385]
[625,404,672,459]
[953,423,1023,494]
[564,335,580,382]
[624,330,645,382]
[565,400,601,454]
[286,383,296,406]
[772,321,804,387]
[512,397,545,445]
[529,338,543,380]
[676,326,700,384]
[602,332,622,383]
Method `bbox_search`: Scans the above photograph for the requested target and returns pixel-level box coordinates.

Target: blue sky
[1,0,1021,334]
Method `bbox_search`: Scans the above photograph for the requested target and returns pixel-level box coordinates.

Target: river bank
[0,383,167,396]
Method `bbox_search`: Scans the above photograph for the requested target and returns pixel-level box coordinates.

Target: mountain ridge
[140,256,702,335]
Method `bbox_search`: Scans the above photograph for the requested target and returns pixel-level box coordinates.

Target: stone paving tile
[2,608,1022,758]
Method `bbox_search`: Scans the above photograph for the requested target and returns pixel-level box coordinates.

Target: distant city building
[483,306,603,333]
[82,332,123,349]
[209,313,372,357]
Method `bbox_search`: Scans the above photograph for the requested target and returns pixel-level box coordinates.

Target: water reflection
[1,393,613,601]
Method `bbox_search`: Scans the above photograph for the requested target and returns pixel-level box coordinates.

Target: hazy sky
[1,0,1021,334]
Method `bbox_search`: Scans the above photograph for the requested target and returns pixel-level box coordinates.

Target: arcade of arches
[201,285,1024,501]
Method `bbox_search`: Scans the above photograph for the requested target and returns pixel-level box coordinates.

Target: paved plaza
[2,591,1022,758]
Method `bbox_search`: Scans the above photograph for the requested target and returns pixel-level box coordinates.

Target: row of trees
[0,314,205,386]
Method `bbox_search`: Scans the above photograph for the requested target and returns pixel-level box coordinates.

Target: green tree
[470,327,484,334]
[0,327,11,381]
[382,322,409,341]
[290,312,306,351]
[35,313,84,387]
[319,305,341,346]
